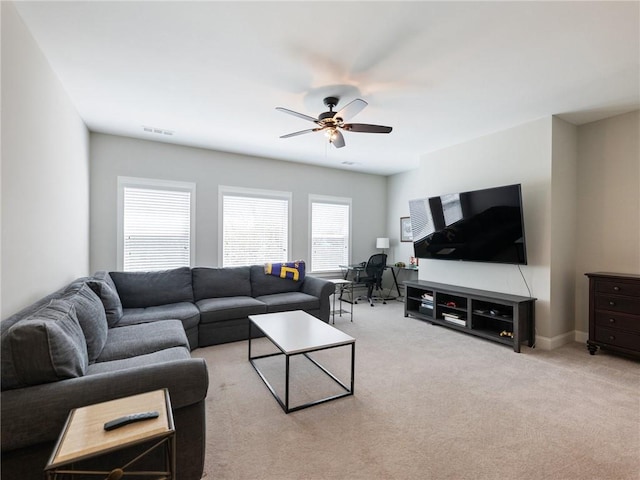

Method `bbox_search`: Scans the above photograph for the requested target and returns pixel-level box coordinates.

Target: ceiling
[13,1,640,176]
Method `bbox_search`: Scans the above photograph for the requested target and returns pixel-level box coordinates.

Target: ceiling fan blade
[343,123,393,134]
[334,98,368,121]
[275,107,318,123]
[280,128,321,139]
[331,130,346,148]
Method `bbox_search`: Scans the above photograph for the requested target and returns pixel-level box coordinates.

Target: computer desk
[385,265,419,299]
[339,264,418,301]
[339,264,365,281]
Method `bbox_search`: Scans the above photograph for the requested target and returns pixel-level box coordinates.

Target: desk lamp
[376,237,389,256]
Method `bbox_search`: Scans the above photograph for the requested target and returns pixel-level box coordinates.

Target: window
[118,177,195,271]
[309,195,351,272]
[441,193,463,226]
[220,186,291,267]
[408,198,435,239]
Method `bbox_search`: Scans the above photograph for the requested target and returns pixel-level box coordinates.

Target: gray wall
[1,2,90,318]
[90,133,387,274]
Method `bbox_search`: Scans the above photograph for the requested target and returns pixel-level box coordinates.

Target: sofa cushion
[255,292,320,313]
[87,346,191,375]
[118,302,200,330]
[197,296,267,324]
[1,300,88,390]
[250,265,302,297]
[63,282,109,362]
[96,320,189,362]
[192,266,252,301]
[87,276,123,327]
[110,267,193,308]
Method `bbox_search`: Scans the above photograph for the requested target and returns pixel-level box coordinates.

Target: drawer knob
[609,335,616,341]
[608,318,616,323]
[609,301,616,306]
[613,286,620,291]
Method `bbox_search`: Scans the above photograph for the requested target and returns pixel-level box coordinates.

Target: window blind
[442,193,463,226]
[222,194,289,267]
[408,198,435,239]
[311,201,350,272]
[123,187,191,271]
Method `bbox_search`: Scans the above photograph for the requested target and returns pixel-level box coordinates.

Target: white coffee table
[248,310,355,413]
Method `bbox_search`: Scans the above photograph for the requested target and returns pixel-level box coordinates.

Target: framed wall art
[400,217,413,242]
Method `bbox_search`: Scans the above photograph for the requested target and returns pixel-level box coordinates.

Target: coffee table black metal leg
[332,288,336,324]
[350,343,355,393]
[285,354,290,413]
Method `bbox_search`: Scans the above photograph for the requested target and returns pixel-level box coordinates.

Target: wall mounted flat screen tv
[408,184,527,265]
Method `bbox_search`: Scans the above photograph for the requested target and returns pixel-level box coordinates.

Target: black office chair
[354,253,387,307]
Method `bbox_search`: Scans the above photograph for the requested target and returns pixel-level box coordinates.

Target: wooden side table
[45,389,175,479]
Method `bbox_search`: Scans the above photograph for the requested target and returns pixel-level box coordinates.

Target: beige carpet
[192,300,639,480]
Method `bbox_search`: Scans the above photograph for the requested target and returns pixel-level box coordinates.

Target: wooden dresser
[586,272,640,358]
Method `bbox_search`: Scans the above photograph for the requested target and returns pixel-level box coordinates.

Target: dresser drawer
[594,326,640,351]
[587,272,640,357]
[595,294,640,315]
[595,311,640,334]
[595,279,640,297]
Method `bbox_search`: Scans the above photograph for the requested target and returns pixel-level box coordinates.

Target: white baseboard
[534,331,577,350]
[574,330,588,343]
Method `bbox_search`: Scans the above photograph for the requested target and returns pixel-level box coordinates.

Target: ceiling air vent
[142,126,174,136]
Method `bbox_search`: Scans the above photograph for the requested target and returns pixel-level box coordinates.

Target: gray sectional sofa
[105,265,333,349]
[194,265,332,346]
[1,264,333,480]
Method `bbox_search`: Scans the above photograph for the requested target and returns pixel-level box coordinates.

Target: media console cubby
[404,280,536,352]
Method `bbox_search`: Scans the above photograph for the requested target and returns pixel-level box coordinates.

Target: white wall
[387,112,640,349]
[574,110,640,337]
[387,117,555,344]
[386,171,425,267]
[385,169,427,293]
[550,117,578,342]
[90,133,387,273]
[1,1,90,318]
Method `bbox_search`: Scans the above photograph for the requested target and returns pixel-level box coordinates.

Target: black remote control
[104,411,160,431]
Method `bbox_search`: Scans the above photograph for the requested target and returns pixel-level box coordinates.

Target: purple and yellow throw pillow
[264,260,305,281]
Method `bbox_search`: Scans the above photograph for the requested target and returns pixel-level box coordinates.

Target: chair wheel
[370,304,374,307]
[383,301,387,304]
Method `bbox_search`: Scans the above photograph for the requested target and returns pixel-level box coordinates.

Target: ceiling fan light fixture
[325,128,338,142]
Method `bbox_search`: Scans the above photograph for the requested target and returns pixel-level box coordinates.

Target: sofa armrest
[301,276,334,322]
[1,358,209,452]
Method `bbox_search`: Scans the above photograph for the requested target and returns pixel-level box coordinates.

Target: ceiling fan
[276,96,392,148]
